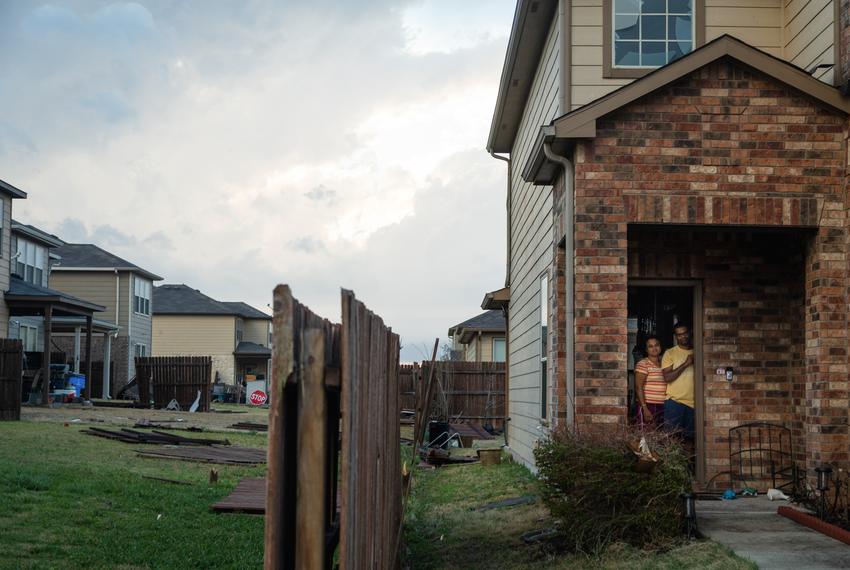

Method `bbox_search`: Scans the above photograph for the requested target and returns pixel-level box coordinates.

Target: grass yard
[0,418,267,569]
[403,452,756,570]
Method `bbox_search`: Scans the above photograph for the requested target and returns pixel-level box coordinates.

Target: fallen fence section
[400,360,506,429]
[136,446,266,465]
[0,339,23,421]
[264,285,402,570]
[136,356,212,412]
[213,477,267,515]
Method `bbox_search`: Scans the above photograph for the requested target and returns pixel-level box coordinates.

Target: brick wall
[52,336,131,392]
[566,58,849,476]
[628,227,807,482]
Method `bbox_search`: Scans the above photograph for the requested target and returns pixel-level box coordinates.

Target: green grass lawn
[0,421,267,569]
[403,452,756,570]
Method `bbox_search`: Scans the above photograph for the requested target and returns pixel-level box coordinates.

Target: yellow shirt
[661,345,694,408]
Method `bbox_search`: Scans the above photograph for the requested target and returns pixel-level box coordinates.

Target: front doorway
[627,280,703,479]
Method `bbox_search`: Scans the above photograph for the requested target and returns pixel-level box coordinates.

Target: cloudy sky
[0,0,513,361]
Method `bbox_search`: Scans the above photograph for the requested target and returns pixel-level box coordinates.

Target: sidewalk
[697,496,850,569]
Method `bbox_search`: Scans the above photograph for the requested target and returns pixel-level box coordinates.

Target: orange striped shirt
[636,358,666,404]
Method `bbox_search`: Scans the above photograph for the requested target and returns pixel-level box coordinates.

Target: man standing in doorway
[662,323,694,442]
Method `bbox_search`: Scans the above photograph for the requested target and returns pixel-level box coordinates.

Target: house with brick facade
[486,0,850,484]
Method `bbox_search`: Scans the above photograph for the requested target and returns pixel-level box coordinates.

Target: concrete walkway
[697,496,850,569]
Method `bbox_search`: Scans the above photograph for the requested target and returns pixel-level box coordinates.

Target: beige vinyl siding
[705,0,783,55]
[508,16,559,470]
[243,318,270,346]
[50,271,120,325]
[152,314,236,356]
[0,196,11,336]
[784,0,835,84]
[571,0,632,109]
[569,0,786,109]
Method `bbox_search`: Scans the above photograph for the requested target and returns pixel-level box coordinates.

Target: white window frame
[492,337,506,363]
[134,343,147,358]
[134,277,152,316]
[540,273,549,419]
[611,0,695,70]
[20,324,38,352]
[15,239,47,287]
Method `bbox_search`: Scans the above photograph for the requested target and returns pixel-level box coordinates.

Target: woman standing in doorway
[635,336,666,427]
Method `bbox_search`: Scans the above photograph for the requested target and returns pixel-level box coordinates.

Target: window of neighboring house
[236,320,243,344]
[15,239,46,286]
[134,343,147,358]
[540,274,548,419]
[604,0,700,78]
[20,325,37,352]
[134,277,151,315]
[493,338,506,363]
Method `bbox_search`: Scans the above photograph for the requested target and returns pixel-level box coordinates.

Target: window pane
[641,0,665,12]
[668,0,692,12]
[641,15,665,40]
[26,266,33,282]
[35,268,43,286]
[15,261,23,279]
[669,15,692,41]
[615,14,639,40]
[615,41,640,66]
[668,40,691,62]
[641,41,667,66]
[493,338,506,362]
[615,0,640,13]
[26,242,35,265]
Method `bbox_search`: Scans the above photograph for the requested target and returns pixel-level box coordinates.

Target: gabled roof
[222,301,271,321]
[11,220,64,248]
[52,243,163,281]
[448,310,506,344]
[153,284,234,316]
[487,0,558,153]
[524,35,850,183]
[0,179,28,199]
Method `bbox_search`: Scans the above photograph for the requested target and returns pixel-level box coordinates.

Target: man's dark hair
[672,323,690,332]
[644,335,660,346]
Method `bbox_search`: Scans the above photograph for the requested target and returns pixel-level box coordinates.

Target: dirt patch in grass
[403,453,756,570]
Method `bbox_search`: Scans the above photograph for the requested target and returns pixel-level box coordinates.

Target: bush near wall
[534,428,691,554]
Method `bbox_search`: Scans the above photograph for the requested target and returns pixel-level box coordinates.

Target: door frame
[628,278,705,482]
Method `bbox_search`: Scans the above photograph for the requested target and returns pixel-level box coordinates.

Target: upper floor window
[15,239,46,286]
[134,277,151,315]
[134,343,148,357]
[605,0,701,78]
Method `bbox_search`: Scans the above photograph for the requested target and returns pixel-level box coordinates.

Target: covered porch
[6,276,115,404]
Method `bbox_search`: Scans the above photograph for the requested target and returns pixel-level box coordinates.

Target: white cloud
[1,0,514,362]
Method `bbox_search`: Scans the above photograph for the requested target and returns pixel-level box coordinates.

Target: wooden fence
[135,356,212,412]
[400,360,505,428]
[80,361,115,400]
[0,339,23,421]
[265,285,402,570]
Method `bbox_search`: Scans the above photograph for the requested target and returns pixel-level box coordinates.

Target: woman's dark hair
[644,335,660,347]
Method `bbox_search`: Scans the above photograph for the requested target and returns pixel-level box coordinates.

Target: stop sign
[249,390,267,405]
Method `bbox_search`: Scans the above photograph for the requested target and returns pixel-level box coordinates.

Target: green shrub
[534,427,691,554]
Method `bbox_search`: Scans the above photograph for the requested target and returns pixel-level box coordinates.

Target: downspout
[543,141,576,428]
[489,150,511,443]
[558,0,571,114]
[114,269,120,330]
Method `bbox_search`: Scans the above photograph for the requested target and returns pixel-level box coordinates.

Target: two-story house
[0,180,29,331]
[151,284,271,386]
[448,310,507,362]
[50,244,163,393]
[488,0,850,481]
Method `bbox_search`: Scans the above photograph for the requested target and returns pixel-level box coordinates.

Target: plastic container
[67,374,86,397]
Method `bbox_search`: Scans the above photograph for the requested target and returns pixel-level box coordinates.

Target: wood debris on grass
[82,427,230,446]
[228,422,268,432]
[211,477,266,515]
[136,445,267,465]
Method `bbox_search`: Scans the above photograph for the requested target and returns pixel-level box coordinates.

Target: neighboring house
[8,220,66,349]
[448,310,506,363]
[50,244,163,391]
[487,0,850,481]
[152,284,272,386]
[0,181,29,332]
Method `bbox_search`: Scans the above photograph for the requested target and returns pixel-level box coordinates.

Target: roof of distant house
[153,284,234,315]
[222,301,271,321]
[234,341,272,357]
[0,178,28,199]
[11,220,64,248]
[52,243,163,281]
[154,285,270,320]
[448,310,506,339]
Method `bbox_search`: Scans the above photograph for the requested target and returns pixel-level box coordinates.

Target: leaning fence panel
[0,339,23,421]
[264,285,401,570]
